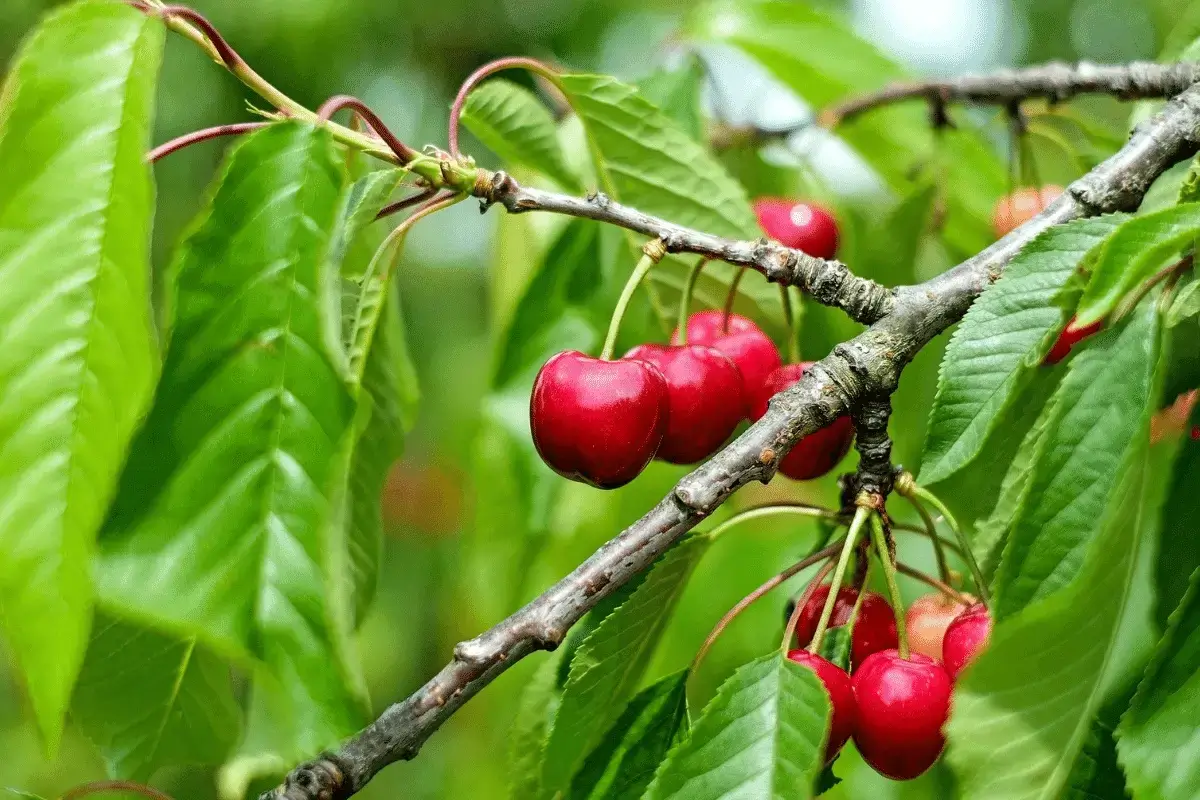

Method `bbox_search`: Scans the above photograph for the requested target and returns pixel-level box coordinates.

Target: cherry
[753,198,840,259]
[1043,318,1103,365]
[942,603,992,682]
[530,351,668,489]
[786,649,856,763]
[793,584,898,668]
[852,650,952,780]
[622,343,744,464]
[905,593,974,662]
[991,185,1064,238]
[748,364,854,480]
[671,310,782,419]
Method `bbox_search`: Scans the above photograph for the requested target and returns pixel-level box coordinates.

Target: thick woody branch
[262,81,1200,800]
[476,174,896,324]
[851,394,895,497]
[824,61,1200,126]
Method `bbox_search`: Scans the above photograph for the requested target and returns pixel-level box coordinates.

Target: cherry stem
[781,559,837,654]
[841,558,873,650]
[808,505,870,655]
[367,192,464,289]
[691,544,841,675]
[147,121,269,163]
[779,284,800,364]
[677,258,709,346]
[901,490,951,583]
[909,483,990,607]
[870,513,909,659]
[1115,253,1193,321]
[62,781,174,800]
[721,268,746,333]
[600,242,665,360]
[896,561,972,605]
[448,57,565,159]
[705,502,842,541]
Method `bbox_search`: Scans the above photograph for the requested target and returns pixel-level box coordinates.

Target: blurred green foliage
[0,0,1196,797]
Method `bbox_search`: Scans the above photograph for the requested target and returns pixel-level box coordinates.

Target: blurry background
[0,0,1192,797]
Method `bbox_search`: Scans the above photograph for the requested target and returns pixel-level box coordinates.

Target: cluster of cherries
[786,585,993,780]
[530,199,850,488]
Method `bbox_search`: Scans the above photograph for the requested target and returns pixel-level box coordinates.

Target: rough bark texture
[261,78,1200,800]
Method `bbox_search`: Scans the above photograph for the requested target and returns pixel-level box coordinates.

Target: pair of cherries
[786,585,992,780]
[530,199,850,489]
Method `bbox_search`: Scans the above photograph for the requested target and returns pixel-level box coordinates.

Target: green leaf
[1154,411,1200,630]
[862,180,938,286]
[95,123,366,757]
[1166,279,1200,328]
[637,57,706,143]
[568,671,688,800]
[1118,563,1200,800]
[71,614,240,779]
[689,0,1005,255]
[540,534,712,796]
[920,216,1124,485]
[991,301,1163,618]
[1076,204,1200,327]
[0,0,164,749]
[947,300,1163,800]
[1175,152,1200,205]
[817,626,851,672]
[460,78,579,189]
[330,168,407,281]
[1063,674,1137,800]
[509,652,567,799]
[556,73,779,325]
[644,653,829,800]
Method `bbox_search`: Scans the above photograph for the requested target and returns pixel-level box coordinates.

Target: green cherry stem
[705,503,843,541]
[910,482,990,607]
[600,241,665,360]
[808,504,870,655]
[779,284,800,364]
[902,489,951,584]
[870,513,909,659]
[722,268,747,333]
[781,559,837,654]
[692,544,841,675]
[896,561,972,605]
[677,257,709,346]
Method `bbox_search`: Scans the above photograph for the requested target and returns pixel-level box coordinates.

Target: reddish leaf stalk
[147,121,269,163]
[448,57,564,159]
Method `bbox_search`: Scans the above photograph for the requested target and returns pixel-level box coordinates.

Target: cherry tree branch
[823,60,1200,126]
[475,172,896,324]
[263,78,1200,800]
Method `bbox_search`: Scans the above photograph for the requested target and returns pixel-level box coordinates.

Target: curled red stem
[448,57,562,159]
[157,5,243,69]
[62,780,175,800]
[317,95,418,163]
[376,187,438,221]
[147,121,269,163]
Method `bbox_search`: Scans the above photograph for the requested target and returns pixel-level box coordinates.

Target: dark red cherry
[942,603,992,682]
[1044,318,1103,365]
[530,351,668,489]
[852,650,952,780]
[622,343,744,464]
[749,363,854,480]
[671,310,782,419]
[794,584,899,668]
[905,593,975,662]
[753,198,840,259]
[787,649,856,763]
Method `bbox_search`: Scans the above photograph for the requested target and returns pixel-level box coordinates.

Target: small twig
[147,121,269,163]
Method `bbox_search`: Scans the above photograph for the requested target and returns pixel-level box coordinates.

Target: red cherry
[943,603,992,682]
[1044,318,1103,365]
[530,351,668,489]
[748,364,854,480]
[672,310,782,419]
[753,198,840,259]
[793,584,899,668]
[905,593,974,662]
[622,344,744,464]
[852,650,952,780]
[991,185,1064,238]
[786,650,856,763]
